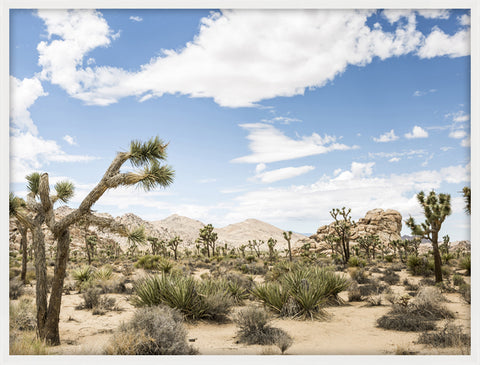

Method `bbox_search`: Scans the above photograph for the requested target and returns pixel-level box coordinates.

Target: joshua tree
[248,239,264,258]
[34,137,174,345]
[440,235,451,255]
[168,235,182,261]
[462,186,471,215]
[283,231,293,262]
[329,207,356,264]
[196,224,217,258]
[267,237,277,262]
[405,190,451,283]
[9,193,29,284]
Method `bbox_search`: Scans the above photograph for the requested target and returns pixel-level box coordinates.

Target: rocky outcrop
[310,208,403,246]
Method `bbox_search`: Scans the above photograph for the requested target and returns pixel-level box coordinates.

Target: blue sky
[9,9,471,240]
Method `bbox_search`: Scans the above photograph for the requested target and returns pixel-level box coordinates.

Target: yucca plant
[71,265,94,290]
[95,265,113,281]
[251,282,290,315]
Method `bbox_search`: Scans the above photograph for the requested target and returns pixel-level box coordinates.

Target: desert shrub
[452,274,465,286]
[72,265,94,290]
[105,306,197,355]
[235,306,293,352]
[348,267,370,284]
[442,253,455,264]
[9,298,36,331]
[348,281,362,302]
[135,255,174,273]
[384,255,394,263]
[459,283,471,304]
[226,280,249,304]
[132,273,233,321]
[377,287,453,332]
[358,279,388,297]
[240,263,267,275]
[459,256,471,276]
[418,278,436,287]
[95,265,113,281]
[348,256,366,268]
[9,278,24,300]
[366,295,383,306]
[92,296,119,315]
[417,322,470,348]
[252,266,349,319]
[407,256,433,276]
[381,268,400,285]
[403,278,419,292]
[77,287,102,309]
[390,263,405,272]
[10,267,21,279]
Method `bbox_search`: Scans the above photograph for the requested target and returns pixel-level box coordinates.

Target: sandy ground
[15,269,470,356]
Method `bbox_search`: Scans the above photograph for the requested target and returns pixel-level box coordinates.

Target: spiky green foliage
[252,265,349,319]
[53,181,75,203]
[196,224,218,257]
[129,136,168,167]
[126,162,175,192]
[95,266,113,281]
[25,172,40,196]
[132,273,233,321]
[9,193,26,217]
[128,226,146,244]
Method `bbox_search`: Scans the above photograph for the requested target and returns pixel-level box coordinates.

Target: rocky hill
[310,208,403,249]
[151,214,204,246]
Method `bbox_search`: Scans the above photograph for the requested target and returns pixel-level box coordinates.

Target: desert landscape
[7,7,473,359]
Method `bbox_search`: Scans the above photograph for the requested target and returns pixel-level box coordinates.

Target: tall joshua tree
[405,190,451,283]
[9,193,29,284]
[197,224,218,258]
[283,231,293,262]
[462,186,471,215]
[330,207,356,264]
[36,137,174,345]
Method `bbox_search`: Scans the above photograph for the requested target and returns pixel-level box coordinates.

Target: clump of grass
[132,273,233,321]
[407,256,434,277]
[76,287,119,314]
[403,278,419,292]
[348,256,366,268]
[235,306,293,354]
[348,281,362,302]
[10,298,36,331]
[105,306,198,355]
[95,265,113,281]
[366,295,382,306]
[377,287,453,332]
[452,274,465,286]
[252,265,349,319]
[358,279,388,297]
[417,322,470,349]
[9,331,49,355]
[135,255,174,273]
[71,265,94,291]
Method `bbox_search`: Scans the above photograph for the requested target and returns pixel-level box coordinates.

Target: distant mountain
[151,214,205,246]
[401,235,430,243]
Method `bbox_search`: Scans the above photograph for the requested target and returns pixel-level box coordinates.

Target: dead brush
[417,322,470,349]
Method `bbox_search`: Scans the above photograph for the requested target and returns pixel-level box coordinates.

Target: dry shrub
[348,267,370,284]
[417,322,470,349]
[105,306,197,355]
[10,298,36,331]
[9,278,24,300]
[366,295,382,306]
[459,283,471,304]
[9,331,49,355]
[381,268,400,285]
[377,287,453,332]
[347,281,362,302]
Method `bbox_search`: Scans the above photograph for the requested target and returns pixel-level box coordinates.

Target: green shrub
[459,256,471,276]
[105,306,197,355]
[251,265,349,319]
[348,267,370,284]
[95,265,113,281]
[77,287,102,309]
[452,274,465,286]
[235,306,293,352]
[72,265,94,290]
[132,273,233,321]
[348,256,366,268]
[407,256,433,277]
[135,255,173,272]
[384,255,394,263]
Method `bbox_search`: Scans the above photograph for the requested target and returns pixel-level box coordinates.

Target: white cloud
[129,16,143,22]
[261,116,302,124]
[382,10,413,24]
[451,112,470,123]
[458,14,470,26]
[413,88,436,97]
[225,163,470,228]
[416,10,450,19]
[417,26,470,59]
[63,135,77,145]
[10,76,47,134]
[231,123,357,164]
[369,149,427,159]
[255,165,315,183]
[461,138,470,147]
[389,157,400,162]
[373,129,399,143]
[440,146,453,152]
[35,9,433,108]
[255,163,266,173]
[449,130,467,139]
[405,125,428,139]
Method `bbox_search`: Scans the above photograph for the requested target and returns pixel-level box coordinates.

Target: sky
[9,9,471,240]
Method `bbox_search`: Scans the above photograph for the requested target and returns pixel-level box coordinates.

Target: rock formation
[310,208,403,247]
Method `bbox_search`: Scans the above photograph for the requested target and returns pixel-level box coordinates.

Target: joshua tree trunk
[32,223,48,340]
[431,231,443,283]
[18,225,28,284]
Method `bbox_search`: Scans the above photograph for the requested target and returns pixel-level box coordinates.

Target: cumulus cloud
[10,76,47,134]
[413,88,436,96]
[129,16,143,22]
[405,125,428,139]
[416,10,450,19]
[458,14,470,26]
[224,163,470,228]
[33,9,469,108]
[231,123,356,164]
[255,165,315,183]
[261,116,302,124]
[417,26,470,58]
[373,129,399,143]
[369,149,427,159]
[449,129,467,139]
[389,157,401,162]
